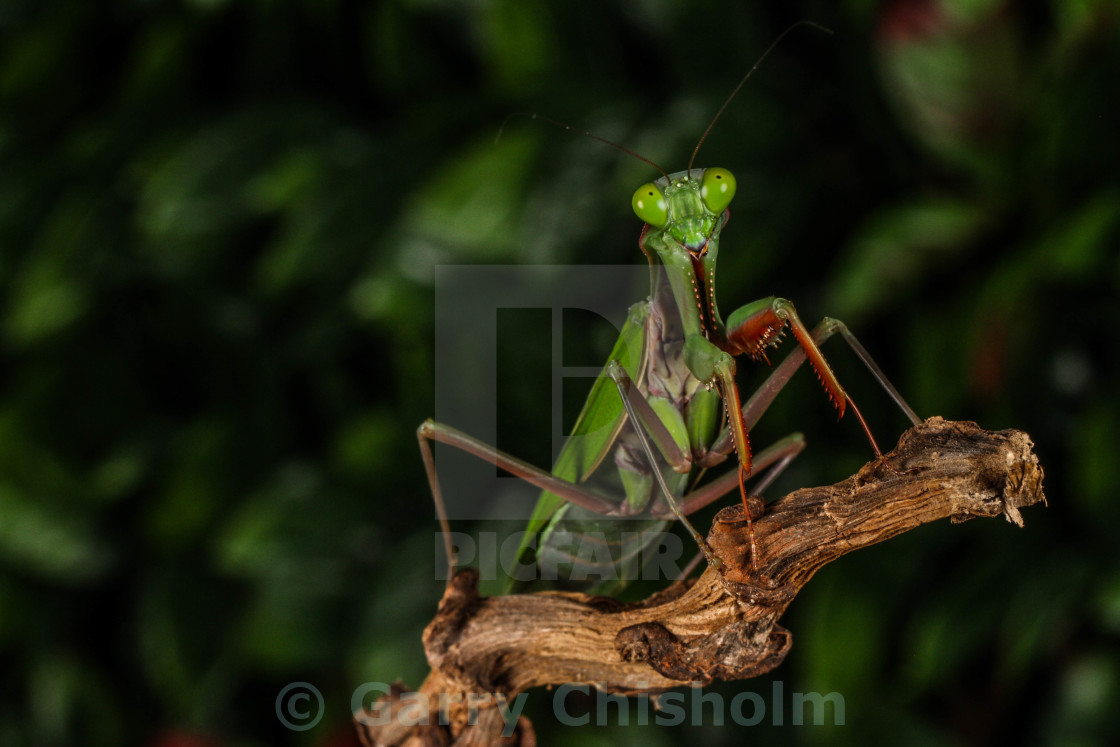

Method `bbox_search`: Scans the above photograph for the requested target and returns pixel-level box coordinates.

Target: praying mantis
[418,27,922,596]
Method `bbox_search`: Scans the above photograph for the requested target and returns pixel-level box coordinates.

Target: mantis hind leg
[418,419,623,584]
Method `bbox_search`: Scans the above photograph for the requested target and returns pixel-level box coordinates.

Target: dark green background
[1,0,1118,745]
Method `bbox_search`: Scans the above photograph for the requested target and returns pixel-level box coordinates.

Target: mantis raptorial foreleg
[671,306,921,571]
[716,314,921,457]
[675,316,920,515]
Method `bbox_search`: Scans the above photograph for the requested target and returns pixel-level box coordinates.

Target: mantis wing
[506,301,649,589]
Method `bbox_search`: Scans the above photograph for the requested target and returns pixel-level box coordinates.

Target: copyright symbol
[275,682,324,731]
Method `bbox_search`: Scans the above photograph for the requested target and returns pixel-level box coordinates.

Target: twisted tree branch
[356,417,1046,746]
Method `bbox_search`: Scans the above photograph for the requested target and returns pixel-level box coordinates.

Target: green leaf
[0,482,111,582]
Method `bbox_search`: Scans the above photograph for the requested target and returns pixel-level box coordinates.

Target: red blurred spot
[878,0,949,44]
[970,315,1009,400]
[147,730,221,747]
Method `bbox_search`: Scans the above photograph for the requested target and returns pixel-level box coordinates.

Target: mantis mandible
[418,25,922,595]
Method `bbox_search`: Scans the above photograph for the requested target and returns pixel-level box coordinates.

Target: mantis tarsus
[418,26,922,595]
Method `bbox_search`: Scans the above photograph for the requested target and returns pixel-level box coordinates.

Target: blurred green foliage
[0,0,1118,745]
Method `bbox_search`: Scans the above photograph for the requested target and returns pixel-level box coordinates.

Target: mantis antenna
[688,20,834,171]
[496,112,669,179]
[498,21,833,179]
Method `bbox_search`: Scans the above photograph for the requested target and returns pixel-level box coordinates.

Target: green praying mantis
[418,28,922,596]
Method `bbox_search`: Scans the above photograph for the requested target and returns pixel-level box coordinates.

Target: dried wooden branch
[356,417,1046,746]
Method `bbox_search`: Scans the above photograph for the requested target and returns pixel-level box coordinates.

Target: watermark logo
[436,529,690,584]
[275,681,324,731]
[432,265,648,525]
[555,681,845,727]
[278,680,844,733]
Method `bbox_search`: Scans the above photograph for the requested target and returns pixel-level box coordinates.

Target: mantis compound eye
[700,167,737,213]
[631,182,668,227]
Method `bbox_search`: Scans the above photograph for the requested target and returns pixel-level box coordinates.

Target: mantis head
[632,167,737,257]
